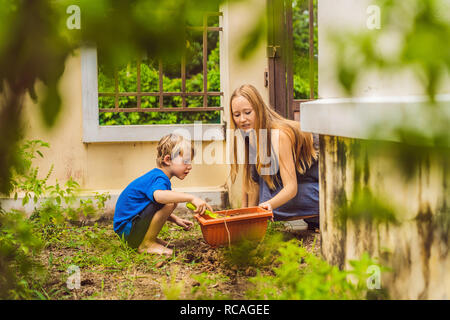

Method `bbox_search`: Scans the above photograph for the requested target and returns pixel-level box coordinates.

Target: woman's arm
[259,130,298,210]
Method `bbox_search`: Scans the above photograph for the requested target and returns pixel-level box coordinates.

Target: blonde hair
[156,133,195,167]
[229,84,317,192]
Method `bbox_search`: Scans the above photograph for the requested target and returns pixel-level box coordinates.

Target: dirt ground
[38,208,321,300]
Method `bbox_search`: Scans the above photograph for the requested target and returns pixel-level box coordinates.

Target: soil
[38,208,321,300]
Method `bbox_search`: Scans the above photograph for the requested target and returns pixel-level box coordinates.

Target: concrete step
[0,186,229,218]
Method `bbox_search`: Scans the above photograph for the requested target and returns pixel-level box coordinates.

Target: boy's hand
[191,197,214,215]
[174,217,194,231]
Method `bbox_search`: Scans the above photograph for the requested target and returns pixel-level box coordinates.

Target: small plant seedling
[186,202,221,219]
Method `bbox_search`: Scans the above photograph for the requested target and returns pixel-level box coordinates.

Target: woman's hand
[174,217,194,231]
[258,201,273,212]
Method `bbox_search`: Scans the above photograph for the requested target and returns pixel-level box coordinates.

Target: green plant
[0,210,44,299]
[246,239,385,300]
[10,140,53,206]
[221,231,283,269]
[338,188,399,227]
[0,139,113,299]
[190,272,230,300]
[161,266,185,300]
[9,140,111,226]
[115,276,136,300]
[98,43,221,125]
[292,0,318,99]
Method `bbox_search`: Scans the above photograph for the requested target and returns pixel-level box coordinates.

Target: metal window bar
[99,12,223,113]
[203,13,208,108]
[181,54,186,108]
[114,67,119,111]
[136,57,141,108]
[159,60,163,109]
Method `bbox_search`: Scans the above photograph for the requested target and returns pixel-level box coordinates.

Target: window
[82,12,225,142]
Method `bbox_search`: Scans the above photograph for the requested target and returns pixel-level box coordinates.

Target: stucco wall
[222,0,269,209]
[319,135,449,299]
[22,54,229,192]
[316,0,450,299]
[15,0,269,212]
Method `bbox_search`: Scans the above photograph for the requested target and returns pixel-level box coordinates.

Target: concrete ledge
[0,186,228,217]
[300,94,450,146]
[83,123,226,143]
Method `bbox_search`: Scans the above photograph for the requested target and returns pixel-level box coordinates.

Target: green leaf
[33,290,47,300]
[40,83,62,128]
[22,195,29,206]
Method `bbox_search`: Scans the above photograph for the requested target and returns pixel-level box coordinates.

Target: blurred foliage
[0,0,318,191]
[0,139,110,299]
[246,239,388,299]
[0,210,44,299]
[292,0,318,99]
[329,0,450,228]
[0,0,233,194]
[338,139,400,226]
[332,0,450,102]
[221,232,283,268]
[338,187,399,227]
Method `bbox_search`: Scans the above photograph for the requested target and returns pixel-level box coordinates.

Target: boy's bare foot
[138,242,173,256]
[156,238,174,248]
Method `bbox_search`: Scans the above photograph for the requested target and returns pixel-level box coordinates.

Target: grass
[4,207,382,300]
[26,212,323,300]
[34,220,175,299]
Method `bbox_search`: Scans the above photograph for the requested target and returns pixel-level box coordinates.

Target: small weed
[116,276,136,300]
[161,266,185,300]
[190,272,230,300]
[221,230,283,269]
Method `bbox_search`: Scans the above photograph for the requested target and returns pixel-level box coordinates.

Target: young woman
[229,84,319,226]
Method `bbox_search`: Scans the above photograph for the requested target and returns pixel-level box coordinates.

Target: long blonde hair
[229,84,317,192]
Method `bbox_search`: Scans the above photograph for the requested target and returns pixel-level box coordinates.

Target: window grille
[98,12,223,120]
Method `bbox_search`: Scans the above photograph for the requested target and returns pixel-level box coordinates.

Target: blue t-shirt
[113,168,171,237]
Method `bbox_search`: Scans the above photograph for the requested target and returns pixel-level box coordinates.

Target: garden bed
[35,208,321,300]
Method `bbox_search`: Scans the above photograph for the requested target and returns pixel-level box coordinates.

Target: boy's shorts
[125,202,165,249]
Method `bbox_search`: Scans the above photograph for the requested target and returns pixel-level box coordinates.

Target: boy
[113,133,213,256]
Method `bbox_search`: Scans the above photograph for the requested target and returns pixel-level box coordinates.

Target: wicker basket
[194,206,273,247]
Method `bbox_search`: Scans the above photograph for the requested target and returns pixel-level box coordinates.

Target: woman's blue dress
[249,139,319,222]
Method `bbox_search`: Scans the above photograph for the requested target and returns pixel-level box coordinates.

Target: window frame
[81,14,225,143]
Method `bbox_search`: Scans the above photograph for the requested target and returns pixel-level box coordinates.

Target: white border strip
[300,95,450,142]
